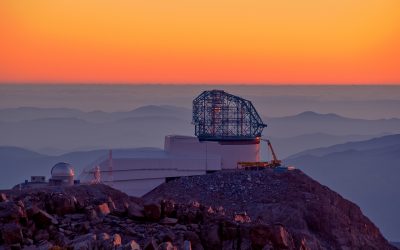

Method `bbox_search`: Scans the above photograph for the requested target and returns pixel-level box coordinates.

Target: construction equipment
[237,139,282,170]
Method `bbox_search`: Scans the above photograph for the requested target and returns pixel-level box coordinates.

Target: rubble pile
[0,184,208,250]
[0,169,396,249]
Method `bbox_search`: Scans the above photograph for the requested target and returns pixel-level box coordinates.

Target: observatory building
[80,90,267,196]
[14,162,77,190]
[49,162,75,186]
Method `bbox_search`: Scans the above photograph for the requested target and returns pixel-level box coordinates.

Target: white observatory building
[80,90,267,196]
[49,162,75,186]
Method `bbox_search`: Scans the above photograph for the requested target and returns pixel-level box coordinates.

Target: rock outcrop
[0,169,396,250]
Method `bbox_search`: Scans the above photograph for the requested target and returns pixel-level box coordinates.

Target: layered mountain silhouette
[285,134,400,241]
[1,106,399,156]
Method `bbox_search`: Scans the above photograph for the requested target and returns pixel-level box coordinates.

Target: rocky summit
[0,169,396,250]
[144,169,396,250]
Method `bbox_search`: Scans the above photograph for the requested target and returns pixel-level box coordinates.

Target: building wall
[80,134,260,196]
[50,176,74,185]
[165,135,260,169]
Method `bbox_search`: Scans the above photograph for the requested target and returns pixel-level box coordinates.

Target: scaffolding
[192,90,267,142]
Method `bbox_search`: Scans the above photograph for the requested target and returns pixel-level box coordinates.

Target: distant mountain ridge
[1,106,400,157]
[0,105,192,123]
[3,106,400,123]
[285,134,400,241]
[274,111,348,121]
[287,134,400,159]
[273,110,400,121]
[0,146,45,159]
[264,111,400,137]
[268,132,382,158]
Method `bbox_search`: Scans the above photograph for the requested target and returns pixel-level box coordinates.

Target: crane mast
[263,139,281,166]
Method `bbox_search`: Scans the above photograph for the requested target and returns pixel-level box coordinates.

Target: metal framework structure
[192,90,267,142]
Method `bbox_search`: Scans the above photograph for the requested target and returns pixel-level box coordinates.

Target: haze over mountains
[2,85,400,119]
[286,134,400,241]
[1,106,399,157]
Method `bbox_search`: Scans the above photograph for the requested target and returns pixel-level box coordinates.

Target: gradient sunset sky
[1,1,399,84]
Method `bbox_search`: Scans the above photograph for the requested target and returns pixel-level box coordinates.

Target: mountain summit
[144,169,396,249]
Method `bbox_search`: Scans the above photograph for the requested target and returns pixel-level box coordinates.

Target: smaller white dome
[51,162,74,177]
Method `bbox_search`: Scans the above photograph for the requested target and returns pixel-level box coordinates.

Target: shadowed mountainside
[285,134,400,241]
[144,169,396,249]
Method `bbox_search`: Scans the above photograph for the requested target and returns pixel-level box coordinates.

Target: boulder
[112,234,122,248]
[23,244,37,250]
[1,223,23,245]
[69,233,97,250]
[0,201,26,223]
[23,237,34,246]
[271,225,294,249]
[249,224,294,249]
[107,197,117,211]
[122,240,141,250]
[161,200,176,218]
[159,217,178,225]
[65,213,86,221]
[158,229,176,243]
[183,241,192,250]
[97,203,111,216]
[127,202,145,219]
[32,209,58,228]
[249,224,274,249]
[97,232,111,249]
[261,242,273,250]
[98,232,111,241]
[143,202,161,221]
[52,231,69,247]
[143,238,158,250]
[157,242,175,250]
[25,204,40,218]
[86,207,99,221]
[46,193,76,216]
[0,193,7,202]
[33,229,49,242]
[184,232,203,250]
[37,241,53,250]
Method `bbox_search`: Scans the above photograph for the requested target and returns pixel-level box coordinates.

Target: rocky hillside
[144,169,396,250]
[0,170,396,250]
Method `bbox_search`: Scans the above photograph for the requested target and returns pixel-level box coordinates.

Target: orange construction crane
[237,139,282,170]
[263,139,282,167]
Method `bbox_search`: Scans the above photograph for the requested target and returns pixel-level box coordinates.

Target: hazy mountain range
[2,85,400,119]
[285,134,400,241]
[1,106,399,157]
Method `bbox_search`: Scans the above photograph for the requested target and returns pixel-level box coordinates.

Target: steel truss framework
[192,90,267,142]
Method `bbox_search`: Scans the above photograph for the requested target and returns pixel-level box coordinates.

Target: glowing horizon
[1,1,400,84]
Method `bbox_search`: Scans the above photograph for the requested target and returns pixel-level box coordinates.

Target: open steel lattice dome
[192,90,267,142]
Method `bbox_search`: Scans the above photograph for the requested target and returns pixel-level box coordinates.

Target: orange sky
[0,0,399,84]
